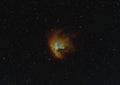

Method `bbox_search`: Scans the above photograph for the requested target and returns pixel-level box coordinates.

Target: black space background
[0,0,120,85]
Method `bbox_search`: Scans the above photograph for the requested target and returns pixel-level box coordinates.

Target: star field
[0,0,120,85]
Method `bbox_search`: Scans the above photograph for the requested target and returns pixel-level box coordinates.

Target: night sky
[0,0,120,85]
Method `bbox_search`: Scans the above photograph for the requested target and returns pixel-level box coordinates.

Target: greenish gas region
[54,42,65,53]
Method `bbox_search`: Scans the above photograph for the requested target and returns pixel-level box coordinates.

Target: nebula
[47,28,76,59]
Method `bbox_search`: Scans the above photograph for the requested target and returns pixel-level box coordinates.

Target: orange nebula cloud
[47,28,75,60]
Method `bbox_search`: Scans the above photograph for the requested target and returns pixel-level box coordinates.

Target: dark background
[0,0,120,85]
